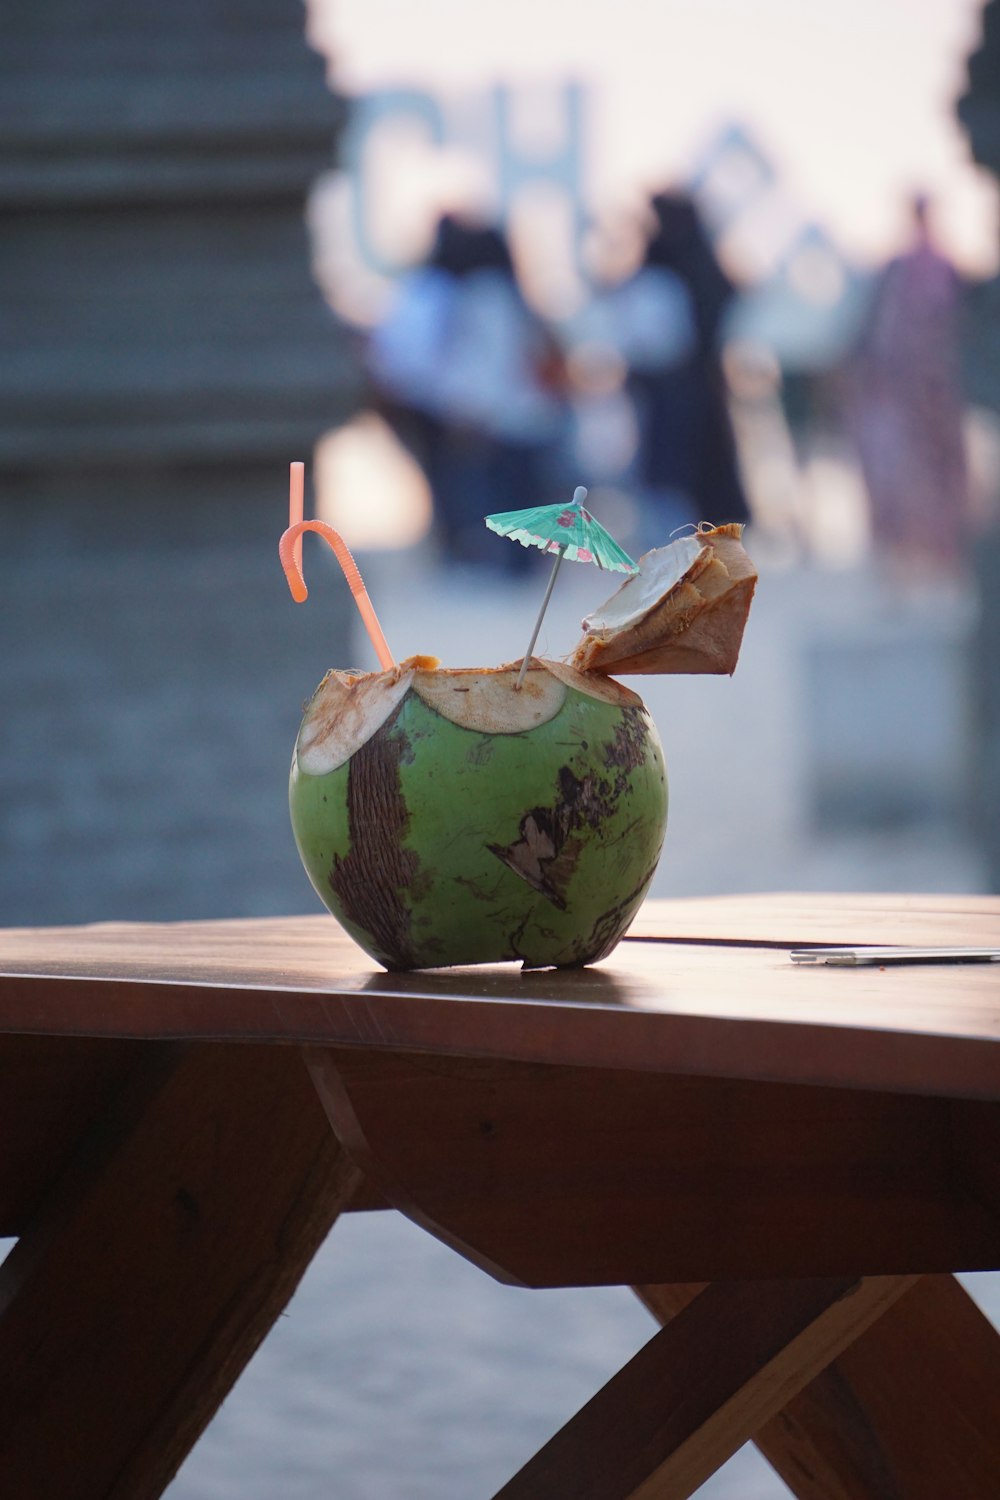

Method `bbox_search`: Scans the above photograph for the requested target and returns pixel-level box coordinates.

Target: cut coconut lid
[581,536,707,636]
[570,525,757,677]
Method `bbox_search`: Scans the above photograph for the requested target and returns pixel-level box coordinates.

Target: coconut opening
[541,658,643,706]
[411,658,645,723]
[412,663,568,733]
[295,656,647,775]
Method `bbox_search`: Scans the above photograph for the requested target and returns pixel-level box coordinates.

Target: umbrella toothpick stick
[486,483,637,691]
[516,546,565,690]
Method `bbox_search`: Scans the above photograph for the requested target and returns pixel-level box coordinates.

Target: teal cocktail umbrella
[485,486,637,688]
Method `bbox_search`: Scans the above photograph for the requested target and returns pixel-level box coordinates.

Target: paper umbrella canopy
[485,489,638,573]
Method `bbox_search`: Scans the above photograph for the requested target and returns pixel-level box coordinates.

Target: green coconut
[289,656,667,970]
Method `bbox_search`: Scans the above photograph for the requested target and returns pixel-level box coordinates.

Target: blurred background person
[366,213,567,569]
[585,190,751,543]
[634,191,751,533]
[626,190,749,537]
[843,192,972,582]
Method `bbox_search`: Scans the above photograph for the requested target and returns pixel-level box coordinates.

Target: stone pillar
[958,1,1000,891]
[0,0,359,487]
[0,2,362,925]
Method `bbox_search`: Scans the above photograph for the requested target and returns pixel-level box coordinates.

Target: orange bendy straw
[280,463,396,672]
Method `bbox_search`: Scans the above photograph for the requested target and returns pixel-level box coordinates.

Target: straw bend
[279,518,396,672]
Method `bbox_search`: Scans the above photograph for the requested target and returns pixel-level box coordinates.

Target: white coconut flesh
[295,658,640,777]
[581,535,708,637]
[411,664,567,733]
[296,666,416,776]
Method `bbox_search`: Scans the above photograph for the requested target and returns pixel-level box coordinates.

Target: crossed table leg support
[0,1039,996,1498]
[496,1275,1000,1499]
[309,1044,1000,1500]
[635,1276,1000,1500]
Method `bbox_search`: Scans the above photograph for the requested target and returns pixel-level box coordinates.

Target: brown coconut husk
[570,523,757,676]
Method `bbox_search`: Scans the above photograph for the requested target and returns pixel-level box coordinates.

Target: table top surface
[1,893,998,1101]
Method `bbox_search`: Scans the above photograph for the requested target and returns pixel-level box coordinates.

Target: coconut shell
[289,659,667,969]
[570,524,757,676]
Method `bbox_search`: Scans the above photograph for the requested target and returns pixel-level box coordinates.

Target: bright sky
[309,0,998,277]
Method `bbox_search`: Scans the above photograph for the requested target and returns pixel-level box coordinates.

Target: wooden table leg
[493,1275,916,1500]
[638,1274,1000,1499]
[0,1041,364,1500]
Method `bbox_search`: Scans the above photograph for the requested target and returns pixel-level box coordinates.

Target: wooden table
[0,893,998,1498]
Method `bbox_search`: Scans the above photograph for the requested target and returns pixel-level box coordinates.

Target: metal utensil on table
[789,946,1000,967]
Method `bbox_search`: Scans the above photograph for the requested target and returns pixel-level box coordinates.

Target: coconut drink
[280,469,755,971]
[289,657,667,970]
